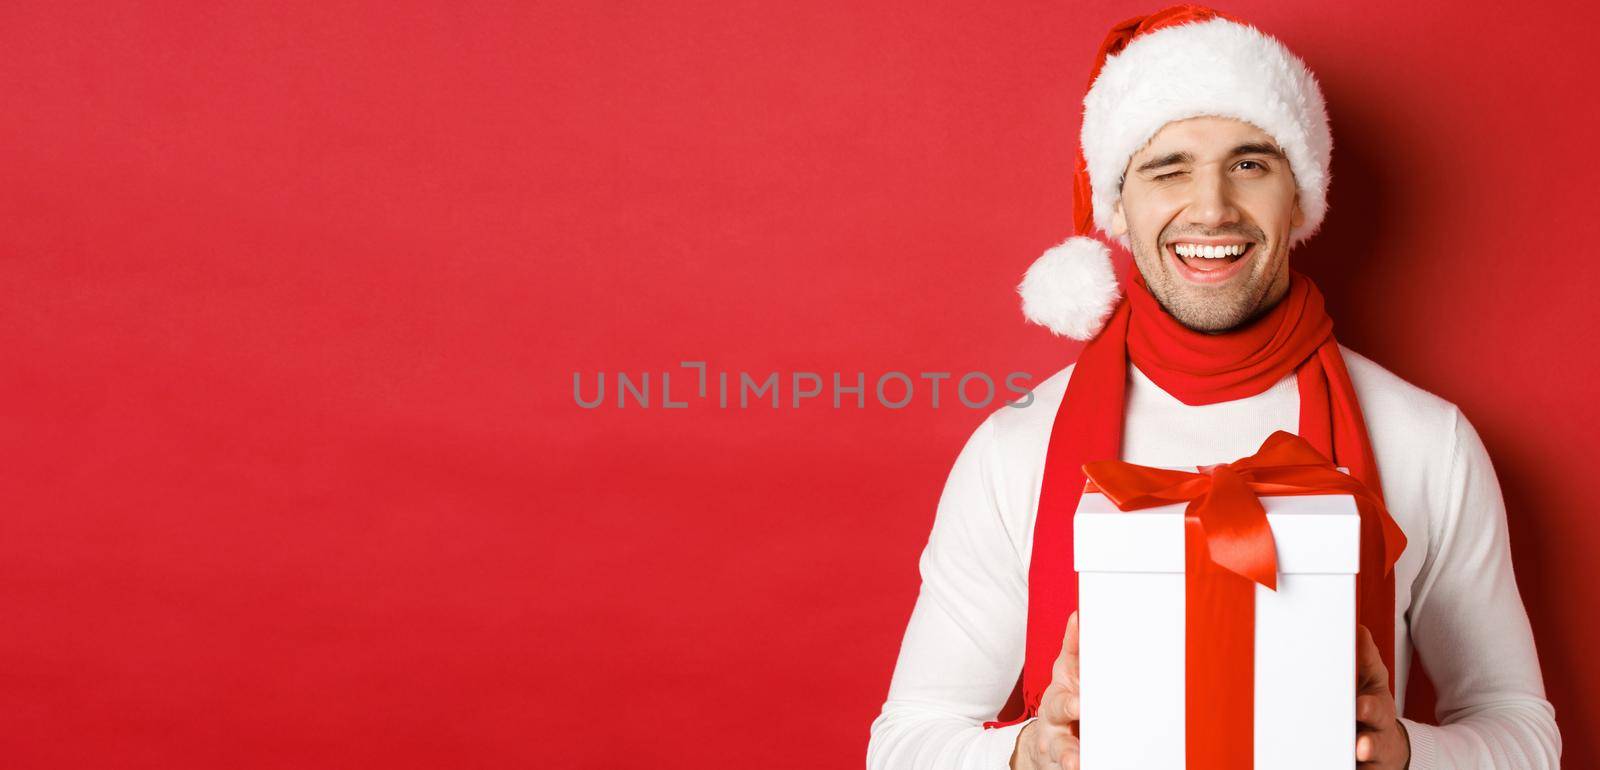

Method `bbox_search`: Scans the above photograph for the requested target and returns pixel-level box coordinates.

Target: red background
[4,1,1596,767]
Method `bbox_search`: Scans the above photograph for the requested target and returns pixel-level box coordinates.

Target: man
[866,6,1560,770]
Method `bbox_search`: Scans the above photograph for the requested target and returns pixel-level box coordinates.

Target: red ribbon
[1081,429,1406,769]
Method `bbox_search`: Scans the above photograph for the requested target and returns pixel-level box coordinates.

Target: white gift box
[1074,472,1359,770]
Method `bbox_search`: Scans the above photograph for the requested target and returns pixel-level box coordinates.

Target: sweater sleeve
[867,416,1035,770]
[1398,406,1561,769]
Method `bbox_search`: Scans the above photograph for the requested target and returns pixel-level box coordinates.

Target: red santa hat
[1019,4,1333,340]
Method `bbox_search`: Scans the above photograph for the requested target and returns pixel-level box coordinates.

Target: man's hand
[1011,610,1081,770]
[1356,624,1411,768]
[1008,615,1411,769]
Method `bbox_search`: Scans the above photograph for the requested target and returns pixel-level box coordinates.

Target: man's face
[1110,116,1306,333]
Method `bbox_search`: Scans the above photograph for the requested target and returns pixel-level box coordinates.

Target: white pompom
[1017,235,1121,341]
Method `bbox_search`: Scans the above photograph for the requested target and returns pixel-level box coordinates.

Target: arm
[1399,407,1561,768]
[867,416,1034,770]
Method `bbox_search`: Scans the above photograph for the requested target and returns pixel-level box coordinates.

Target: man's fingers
[1355,624,1389,693]
[1354,729,1399,765]
[1045,731,1081,770]
[1352,629,1404,766]
[1046,689,1079,725]
[1058,686,1080,725]
[1041,681,1080,726]
[1052,611,1081,684]
[1044,612,1082,729]
[1356,731,1375,762]
[1355,693,1394,730]
[1059,611,1081,662]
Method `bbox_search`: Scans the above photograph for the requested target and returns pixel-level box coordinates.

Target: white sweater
[867,344,1560,769]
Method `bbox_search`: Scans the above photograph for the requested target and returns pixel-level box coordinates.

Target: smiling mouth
[1166,240,1257,281]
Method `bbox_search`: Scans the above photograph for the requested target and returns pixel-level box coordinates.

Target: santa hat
[1019,4,1333,340]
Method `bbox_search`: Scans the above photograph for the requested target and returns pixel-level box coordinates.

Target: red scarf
[990,266,1402,723]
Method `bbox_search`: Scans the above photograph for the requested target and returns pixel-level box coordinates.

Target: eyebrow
[1133,142,1287,174]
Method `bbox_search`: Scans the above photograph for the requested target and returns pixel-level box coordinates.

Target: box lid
[1072,467,1361,575]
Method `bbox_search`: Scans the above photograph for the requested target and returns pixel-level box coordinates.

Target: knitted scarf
[991,265,1402,723]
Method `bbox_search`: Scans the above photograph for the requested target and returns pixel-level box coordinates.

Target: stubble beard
[1128,227,1286,334]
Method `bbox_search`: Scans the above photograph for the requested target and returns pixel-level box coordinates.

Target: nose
[1184,168,1241,229]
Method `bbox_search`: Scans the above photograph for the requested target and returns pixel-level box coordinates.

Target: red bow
[1083,429,1407,589]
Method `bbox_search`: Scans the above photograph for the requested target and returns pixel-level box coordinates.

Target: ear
[1291,193,1305,230]
[1111,198,1128,238]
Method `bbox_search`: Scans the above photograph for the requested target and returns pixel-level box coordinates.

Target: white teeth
[1174,243,1247,258]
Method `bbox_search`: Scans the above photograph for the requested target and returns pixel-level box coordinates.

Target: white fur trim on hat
[1018,235,1120,340]
[1081,18,1332,248]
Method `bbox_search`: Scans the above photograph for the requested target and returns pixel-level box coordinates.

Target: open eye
[1236,159,1268,173]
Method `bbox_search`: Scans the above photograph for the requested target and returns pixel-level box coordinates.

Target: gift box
[1074,464,1359,770]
